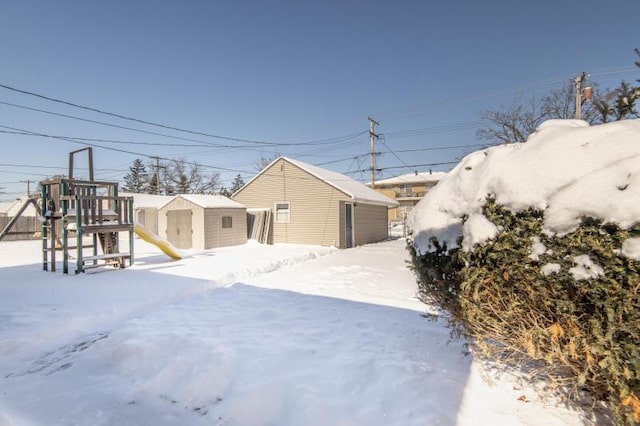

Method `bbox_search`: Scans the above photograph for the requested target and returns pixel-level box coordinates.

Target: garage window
[274,202,290,223]
[222,216,233,228]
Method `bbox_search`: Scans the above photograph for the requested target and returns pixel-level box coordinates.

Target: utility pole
[20,180,31,196]
[368,116,379,188]
[574,72,587,119]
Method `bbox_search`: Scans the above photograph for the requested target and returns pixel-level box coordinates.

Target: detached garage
[158,194,247,250]
[233,157,398,248]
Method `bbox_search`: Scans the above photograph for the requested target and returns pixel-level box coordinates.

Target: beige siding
[203,208,247,249]
[157,205,168,241]
[375,187,398,221]
[136,208,159,235]
[158,197,203,249]
[234,158,351,247]
[374,181,438,222]
[353,203,389,245]
[159,198,247,249]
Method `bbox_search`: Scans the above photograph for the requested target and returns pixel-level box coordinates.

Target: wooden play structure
[40,148,134,273]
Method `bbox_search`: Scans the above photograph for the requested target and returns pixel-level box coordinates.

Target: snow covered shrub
[409,198,640,424]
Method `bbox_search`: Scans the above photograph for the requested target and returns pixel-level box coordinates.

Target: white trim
[157,194,246,210]
[274,201,291,223]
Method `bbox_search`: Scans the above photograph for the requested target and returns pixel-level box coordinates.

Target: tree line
[122,153,280,196]
[122,158,245,196]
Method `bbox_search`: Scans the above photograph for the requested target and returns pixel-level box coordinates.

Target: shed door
[167,209,192,249]
[344,203,354,248]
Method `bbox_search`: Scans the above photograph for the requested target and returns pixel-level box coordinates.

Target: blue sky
[1,0,638,199]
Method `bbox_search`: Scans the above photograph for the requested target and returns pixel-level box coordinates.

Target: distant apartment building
[369,171,447,222]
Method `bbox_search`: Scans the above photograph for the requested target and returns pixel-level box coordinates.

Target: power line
[0,129,367,169]
[391,143,491,154]
[314,154,370,167]
[0,124,251,174]
[382,120,486,138]
[0,122,490,185]
[0,129,210,148]
[0,83,284,145]
[0,124,377,181]
[378,135,412,174]
[0,100,367,148]
[0,162,125,173]
[0,83,367,147]
[373,66,637,122]
[346,161,459,174]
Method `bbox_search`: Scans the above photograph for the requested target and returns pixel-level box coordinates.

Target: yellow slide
[134,223,182,260]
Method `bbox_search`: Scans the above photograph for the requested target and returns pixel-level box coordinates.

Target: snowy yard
[0,237,592,425]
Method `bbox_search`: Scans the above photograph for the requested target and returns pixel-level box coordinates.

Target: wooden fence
[0,216,40,241]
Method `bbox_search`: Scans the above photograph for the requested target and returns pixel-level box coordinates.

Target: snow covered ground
[0,237,596,425]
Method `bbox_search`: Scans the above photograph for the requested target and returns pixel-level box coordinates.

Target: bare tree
[478,81,614,144]
[477,94,547,144]
[540,81,602,124]
[255,153,280,172]
[164,159,219,194]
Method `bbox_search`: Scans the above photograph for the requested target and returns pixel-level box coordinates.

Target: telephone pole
[20,180,32,196]
[368,116,379,188]
[574,72,587,119]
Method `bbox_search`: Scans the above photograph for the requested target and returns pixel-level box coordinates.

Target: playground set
[0,148,182,273]
[40,148,135,273]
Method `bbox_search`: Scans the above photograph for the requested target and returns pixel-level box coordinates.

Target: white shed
[121,192,174,235]
[158,194,247,250]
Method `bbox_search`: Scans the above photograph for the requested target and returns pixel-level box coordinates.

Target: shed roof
[159,194,246,209]
[238,157,398,207]
[0,197,38,217]
[121,192,174,209]
[0,200,18,214]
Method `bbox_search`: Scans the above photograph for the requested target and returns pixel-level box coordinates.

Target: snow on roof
[0,197,38,217]
[373,171,448,186]
[162,194,246,209]
[409,119,640,255]
[282,157,399,207]
[120,192,174,209]
[0,200,17,214]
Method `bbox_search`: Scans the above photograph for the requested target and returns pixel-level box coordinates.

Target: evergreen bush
[409,198,640,424]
